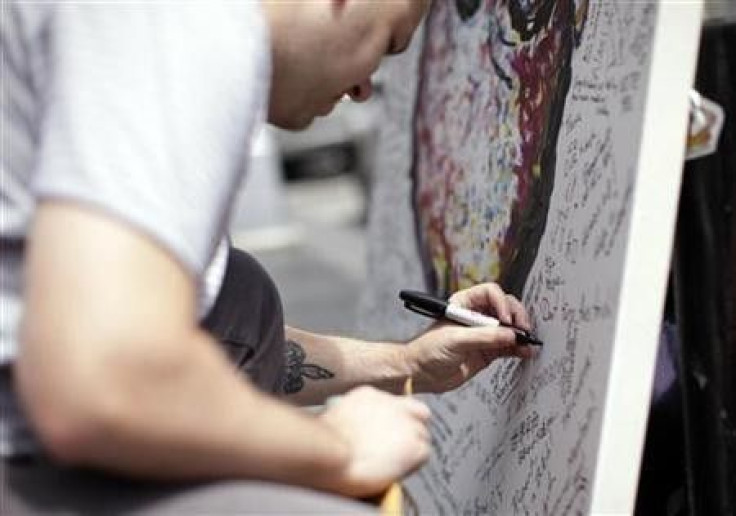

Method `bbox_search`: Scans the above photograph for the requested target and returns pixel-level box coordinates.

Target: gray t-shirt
[1,2,271,456]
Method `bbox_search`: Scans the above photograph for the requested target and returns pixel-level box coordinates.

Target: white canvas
[360,1,703,514]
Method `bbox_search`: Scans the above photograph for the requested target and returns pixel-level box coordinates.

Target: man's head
[261,0,428,130]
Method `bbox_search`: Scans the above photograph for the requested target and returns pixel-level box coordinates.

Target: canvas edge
[590,1,704,513]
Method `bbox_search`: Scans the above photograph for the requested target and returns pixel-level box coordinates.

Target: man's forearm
[19,202,421,497]
[18,327,350,492]
[283,326,412,405]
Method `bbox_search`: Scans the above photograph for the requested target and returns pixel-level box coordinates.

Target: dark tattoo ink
[283,339,334,395]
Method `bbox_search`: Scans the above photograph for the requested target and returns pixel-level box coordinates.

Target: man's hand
[318,386,431,497]
[405,283,536,394]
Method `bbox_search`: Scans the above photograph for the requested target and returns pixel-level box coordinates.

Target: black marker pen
[399,290,543,346]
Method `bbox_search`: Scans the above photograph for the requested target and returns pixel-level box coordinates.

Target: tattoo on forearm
[283,339,334,395]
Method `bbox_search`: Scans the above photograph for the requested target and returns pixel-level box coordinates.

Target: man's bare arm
[283,287,535,406]
[15,202,427,496]
[283,327,410,405]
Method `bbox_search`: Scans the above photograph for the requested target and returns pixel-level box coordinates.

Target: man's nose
[347,79,373,102]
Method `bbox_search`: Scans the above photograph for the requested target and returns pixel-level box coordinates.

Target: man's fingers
[397,399,431,452]
[515,345,535,359]
[505,293,532,330]
[432,321,539,360]
[403,397,431,422]
[441,324,517,352]
[449,283,514,325]
[481,349,500,365]
[412,419,430,443]
[449,283,506,310]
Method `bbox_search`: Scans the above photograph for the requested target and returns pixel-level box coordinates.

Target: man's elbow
[23,393,112,465]
[13,351,126,465]
[13,326,181,465]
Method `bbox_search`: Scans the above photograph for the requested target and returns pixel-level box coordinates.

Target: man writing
[1,1,534,512]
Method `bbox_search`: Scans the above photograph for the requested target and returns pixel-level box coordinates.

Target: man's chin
[270,114,316,132]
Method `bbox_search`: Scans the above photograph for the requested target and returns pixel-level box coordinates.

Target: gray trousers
[2,248,377,515]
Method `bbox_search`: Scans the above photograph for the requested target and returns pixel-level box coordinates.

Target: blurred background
[227,79,385,337]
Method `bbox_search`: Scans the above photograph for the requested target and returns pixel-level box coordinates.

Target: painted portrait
[412,0,589,298]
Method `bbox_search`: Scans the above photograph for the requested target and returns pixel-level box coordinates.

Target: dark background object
[636,17,736,516]
[674,19,736,516]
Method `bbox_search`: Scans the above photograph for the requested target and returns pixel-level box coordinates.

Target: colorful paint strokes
[412,0,588,297]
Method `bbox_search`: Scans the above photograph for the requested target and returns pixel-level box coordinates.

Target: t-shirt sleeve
[31,3,270,276]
